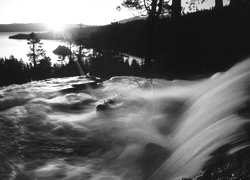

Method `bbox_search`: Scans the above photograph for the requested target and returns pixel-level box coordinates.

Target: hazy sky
[0,0,135,25]
[0,0,231,25]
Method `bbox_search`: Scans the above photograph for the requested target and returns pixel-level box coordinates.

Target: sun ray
[48,23,65,32]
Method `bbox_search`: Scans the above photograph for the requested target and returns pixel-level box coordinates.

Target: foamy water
[1,59,250,180]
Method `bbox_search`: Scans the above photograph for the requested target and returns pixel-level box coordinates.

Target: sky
[0,0,231,26]
[182,0,230,12]
[0,0,135,25]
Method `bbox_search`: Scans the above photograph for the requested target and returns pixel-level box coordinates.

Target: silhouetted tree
[131,59,140,70]
[27,32,46,68]
[172,0,182,19]
[37,56,52,79]
[53,45,72,61]
[119,0,171,17]
[74,24,86,63]
[119,0,173,72]
[229,0,249,9]
[215,0,223,9]
[188,0,224,10]
[0,56,32,86]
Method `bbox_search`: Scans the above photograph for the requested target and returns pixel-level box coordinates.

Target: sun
[48,23,65,32]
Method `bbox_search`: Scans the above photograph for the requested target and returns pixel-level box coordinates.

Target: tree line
[0,54,144,87]
[58,0,250,78]
[89,0,250,78]
[2,0,250,87]
[0,31,143,87]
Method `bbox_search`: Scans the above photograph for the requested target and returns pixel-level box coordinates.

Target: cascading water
[0,59,250,180]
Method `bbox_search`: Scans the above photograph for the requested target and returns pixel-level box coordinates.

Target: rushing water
[0,59,250,180]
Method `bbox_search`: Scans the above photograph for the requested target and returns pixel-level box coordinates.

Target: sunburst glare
[48,23,65,32]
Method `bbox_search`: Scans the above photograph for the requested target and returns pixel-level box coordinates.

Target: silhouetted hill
[0,23,47,32]
[117,16,146,24]
[83,4,250,77]
[0,23,87,32]
[6,3,250,78]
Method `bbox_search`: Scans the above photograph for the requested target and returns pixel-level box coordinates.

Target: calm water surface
[0,32,143,65]
[0,32,67,64]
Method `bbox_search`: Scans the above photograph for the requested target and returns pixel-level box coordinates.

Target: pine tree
[27,32,46,68]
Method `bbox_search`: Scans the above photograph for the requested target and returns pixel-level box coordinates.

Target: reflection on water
[0,32,144,66]
[0,32,67,63]
[0,59,250,180]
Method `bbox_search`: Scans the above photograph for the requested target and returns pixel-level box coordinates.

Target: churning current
[1,59,250,180]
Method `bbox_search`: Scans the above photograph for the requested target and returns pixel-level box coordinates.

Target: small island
[9,31,64,40]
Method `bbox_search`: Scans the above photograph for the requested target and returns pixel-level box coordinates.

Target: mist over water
[1,59,250,180]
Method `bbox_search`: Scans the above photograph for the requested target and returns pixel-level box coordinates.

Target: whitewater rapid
[1,59,250,180]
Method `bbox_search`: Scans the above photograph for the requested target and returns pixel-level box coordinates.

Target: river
[0,32,68,64]
[0,59,250,179]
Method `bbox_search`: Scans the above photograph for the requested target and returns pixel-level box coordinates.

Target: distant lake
[0,32,68,64]
[0,32,143,66]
